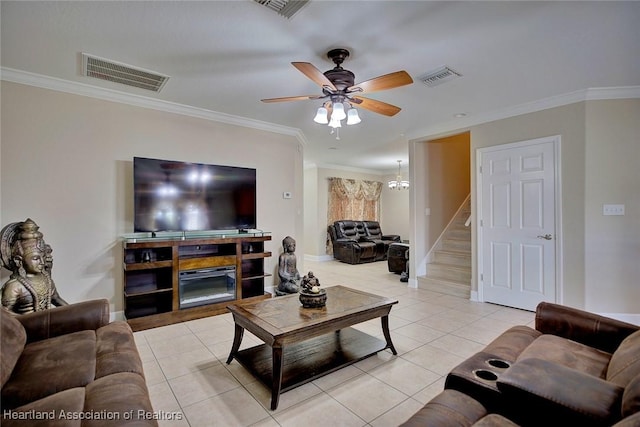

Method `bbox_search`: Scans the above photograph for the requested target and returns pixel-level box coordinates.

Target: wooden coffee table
[226,285,398,410]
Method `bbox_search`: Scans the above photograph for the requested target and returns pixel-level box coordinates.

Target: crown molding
[0,67,307,146]
[3,67,636,152]
[303,160,383,175]
[407,85,640,141]
[584,86,640,100]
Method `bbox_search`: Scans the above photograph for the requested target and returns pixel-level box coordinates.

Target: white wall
[0,81,303,314]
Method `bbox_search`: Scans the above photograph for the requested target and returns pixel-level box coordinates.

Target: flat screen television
[133,157,256,233]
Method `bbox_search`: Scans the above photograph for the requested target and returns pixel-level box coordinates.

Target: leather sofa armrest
[535,302,639,353]
[382,234,401,242]
[400,389,489,427]
[497,358,624,426]
[17,298,110,343]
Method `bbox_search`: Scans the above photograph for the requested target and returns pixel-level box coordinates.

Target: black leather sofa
[327,220,400,264]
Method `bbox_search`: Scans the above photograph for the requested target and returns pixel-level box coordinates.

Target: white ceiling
[2,1,639,173]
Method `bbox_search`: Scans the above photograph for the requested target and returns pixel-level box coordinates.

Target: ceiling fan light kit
[261,48,413,138]
[313,107,329,124]
[346,108,361,125]
[331,101,346,121]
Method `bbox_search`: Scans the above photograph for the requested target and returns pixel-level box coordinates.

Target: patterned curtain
[326,178,383,253]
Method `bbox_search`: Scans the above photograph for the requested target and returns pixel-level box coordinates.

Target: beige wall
[469,102,587,308]
[380,170,411,243]
[0,81,303,314]
[303,166,320,261]
[427,133,471,250]
[410,132,470,277]
[303,166,408,259]
[584,99,640,314]
[410,99,639,316]
[3,80,637,318]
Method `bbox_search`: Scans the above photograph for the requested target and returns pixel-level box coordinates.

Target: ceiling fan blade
[348,71,413,93]
[350,96,402,117]
[261,95,325,103]
[292,62,337,91]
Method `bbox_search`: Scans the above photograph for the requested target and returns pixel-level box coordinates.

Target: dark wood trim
[127,292,271,331]
[123,234,271,330]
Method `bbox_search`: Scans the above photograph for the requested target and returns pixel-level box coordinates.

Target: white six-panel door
[478,136,560,311]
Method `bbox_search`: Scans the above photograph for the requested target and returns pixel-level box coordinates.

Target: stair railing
[425,194,471,264]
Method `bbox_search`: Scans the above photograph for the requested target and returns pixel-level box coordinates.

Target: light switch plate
[603,204,625,215]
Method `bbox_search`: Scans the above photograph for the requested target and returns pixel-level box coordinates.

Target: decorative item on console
[0,218,68,314]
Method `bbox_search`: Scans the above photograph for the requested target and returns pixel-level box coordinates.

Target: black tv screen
[133,157,256,232]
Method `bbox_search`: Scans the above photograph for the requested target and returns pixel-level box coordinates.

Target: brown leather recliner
[362,221,401,261]
[402,302,640,427]
[1,299,157,426]
[328,221,378,264]
[328,220,400,264]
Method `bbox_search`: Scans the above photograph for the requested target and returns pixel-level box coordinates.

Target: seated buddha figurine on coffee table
[0,218,68,314]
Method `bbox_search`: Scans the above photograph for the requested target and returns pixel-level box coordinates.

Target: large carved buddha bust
[0,218,67,314]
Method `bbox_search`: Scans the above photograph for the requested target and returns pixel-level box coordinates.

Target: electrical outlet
[603,204,625,215]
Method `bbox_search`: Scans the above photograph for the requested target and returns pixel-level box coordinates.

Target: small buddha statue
[301,271,320,293]
[276,236,300,295]
[0,219,67,314]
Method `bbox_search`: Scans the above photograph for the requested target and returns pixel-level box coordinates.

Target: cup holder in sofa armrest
[468,358,511,382]
[474,369,499,381]
[487,359,511,369]
[446,352,512,411]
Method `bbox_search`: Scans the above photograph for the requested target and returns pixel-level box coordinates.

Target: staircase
[418,198,471,298]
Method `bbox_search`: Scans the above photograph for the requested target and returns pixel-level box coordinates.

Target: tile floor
[134,259,536,427]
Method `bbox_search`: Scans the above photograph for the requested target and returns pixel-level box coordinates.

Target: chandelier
[388,160,409,190]
[313,96,361,140]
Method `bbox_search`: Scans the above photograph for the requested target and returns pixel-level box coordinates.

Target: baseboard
[598,312,640,326]
[461,296,639,325]
[304,254,333,262]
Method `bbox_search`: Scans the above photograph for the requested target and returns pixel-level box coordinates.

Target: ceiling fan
[261,48,413,118]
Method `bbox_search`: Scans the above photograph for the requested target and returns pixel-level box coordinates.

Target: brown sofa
[1,299,157,426]
[402,302,640,426]
[327,220,400,264]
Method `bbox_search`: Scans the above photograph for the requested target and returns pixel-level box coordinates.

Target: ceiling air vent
[253,0,309,19]
[418,66,462,87]
[82,53,169,92]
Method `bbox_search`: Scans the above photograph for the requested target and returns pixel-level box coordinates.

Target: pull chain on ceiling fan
[261,49,413,138]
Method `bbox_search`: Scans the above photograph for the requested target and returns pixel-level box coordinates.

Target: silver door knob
[537,234,553,240]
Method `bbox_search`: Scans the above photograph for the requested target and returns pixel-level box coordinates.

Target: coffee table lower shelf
[233,327,388,396]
